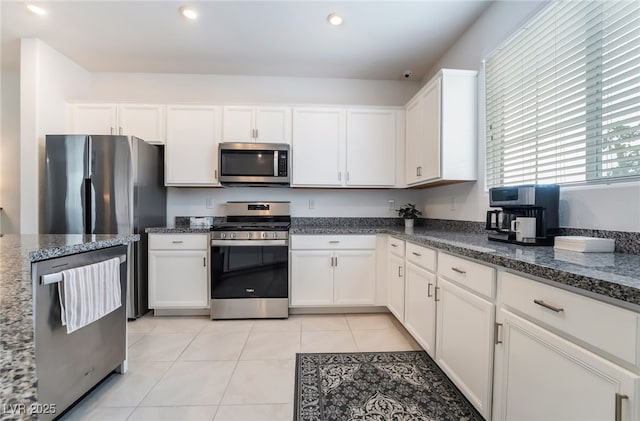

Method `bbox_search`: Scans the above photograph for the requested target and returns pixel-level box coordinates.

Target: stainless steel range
[210,201,290,319]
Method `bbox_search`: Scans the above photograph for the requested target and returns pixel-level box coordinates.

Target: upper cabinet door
[118,104,165,144]
[255,107,292,144]
[420,79,442,181]
[222,106,292,143]
[222,106,255,142]
[346,109,397,186]
[69,103,118,135]
[165,105,222,186]
[405,98,424,184]
[292,107,346,187]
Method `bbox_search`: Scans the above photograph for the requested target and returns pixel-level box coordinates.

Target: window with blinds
[485,0,640,188]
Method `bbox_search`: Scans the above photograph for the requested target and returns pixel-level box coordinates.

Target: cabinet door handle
[615,393,628,421]
[172,240,183,244]
[427,283,433,297]
[338,172,342,181]
[119,126,123,135]
[451,267,466,275]
[203,257,206,267]
[434,286,440,302]
[110,127,114,135]
[214,169,218,180]
[412,252,422,257]
[391,243,398,248]
[330,256,335,267]
[346,171,350,181]
[398,266,403,277]
[255,129,259,139]
[417,166,422,177]
[495,322,503,345]
[334,256,338,266]
[533,299,564,313]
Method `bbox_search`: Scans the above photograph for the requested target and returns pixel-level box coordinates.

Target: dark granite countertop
[146,227,212,234]
[0,234,139,419]
[290,226,640,311]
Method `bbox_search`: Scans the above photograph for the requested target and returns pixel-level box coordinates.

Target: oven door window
[220,150,275,177]
[211,245,288,299]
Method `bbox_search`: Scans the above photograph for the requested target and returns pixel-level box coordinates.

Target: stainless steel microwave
[218,142,290,186]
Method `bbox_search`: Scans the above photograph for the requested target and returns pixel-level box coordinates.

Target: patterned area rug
[294,351,484,421]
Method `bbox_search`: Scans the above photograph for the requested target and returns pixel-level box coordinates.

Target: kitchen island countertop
[0,234,139,420]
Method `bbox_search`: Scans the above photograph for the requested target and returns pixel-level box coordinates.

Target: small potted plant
[397,203,422,229]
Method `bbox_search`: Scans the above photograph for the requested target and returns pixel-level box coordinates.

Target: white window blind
[485,0,640,188]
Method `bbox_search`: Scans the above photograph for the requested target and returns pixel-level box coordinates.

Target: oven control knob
[262,232,267,239]
[221,233,226,239]
[272,232,278,239]
[247,232,251,239]
[231,233,236,239]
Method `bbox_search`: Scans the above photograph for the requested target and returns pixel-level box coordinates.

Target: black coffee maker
[486,185,560,245]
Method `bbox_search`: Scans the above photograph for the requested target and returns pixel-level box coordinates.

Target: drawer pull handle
[329,241,340,244]
[427,283,433,298]
[533,299,564,313]
[615,393,628,421]
[451,267,466,275]
[172,240,184,244]
[391,244,398,248]
[412,252,422,257]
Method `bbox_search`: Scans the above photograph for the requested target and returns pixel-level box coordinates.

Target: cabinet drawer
[500,272,640,368]
[438,253,495,298]
[149,234,209,250]
[388,237,405,257]
[406,243,436,272]
[290,235,376,250]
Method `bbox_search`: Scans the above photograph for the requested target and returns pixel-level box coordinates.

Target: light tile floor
[60,312,420,421]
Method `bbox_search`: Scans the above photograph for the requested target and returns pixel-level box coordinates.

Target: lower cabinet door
[435,277,495,419]
[404,262,436,357]
[493,309,640,421]
[387,254,405,322]
[148,250,208,308]
[290,250,334,306]
[333,250,376,305]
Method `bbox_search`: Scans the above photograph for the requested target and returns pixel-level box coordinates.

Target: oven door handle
[210,239,288,246]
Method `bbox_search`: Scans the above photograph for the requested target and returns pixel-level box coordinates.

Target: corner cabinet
[405,69,477,187]
[165,105,222,186]
[148,233,209,309]
[290,235,376,307]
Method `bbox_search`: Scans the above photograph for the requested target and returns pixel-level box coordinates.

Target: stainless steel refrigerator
[44,134,167,318]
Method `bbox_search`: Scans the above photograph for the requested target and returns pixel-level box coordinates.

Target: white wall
[19,39,91,233]
[87,73,420,106]
[417,0,640,232]
[167,187,423,224]
[1,70,20,233]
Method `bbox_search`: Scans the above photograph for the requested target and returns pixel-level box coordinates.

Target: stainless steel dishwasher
[32,244,128,421]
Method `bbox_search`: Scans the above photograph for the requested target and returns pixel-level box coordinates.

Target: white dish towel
[58,257,122,334]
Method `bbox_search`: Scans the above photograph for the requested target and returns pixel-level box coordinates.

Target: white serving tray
[553,236,615,253]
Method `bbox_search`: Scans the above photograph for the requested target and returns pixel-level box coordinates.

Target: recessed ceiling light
[179,6,198,20]
[327,13,344,26]
[26,4,47,16]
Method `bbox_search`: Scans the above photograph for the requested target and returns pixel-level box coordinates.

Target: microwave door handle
[273,151,278,176]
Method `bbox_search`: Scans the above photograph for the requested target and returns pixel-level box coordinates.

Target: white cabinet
[404,261,437,356]
[292,107,346,187]
[403,243,438,357]
[148,234,209,309]
[292,107,401,187]
[387,237,405,322]
[345,109,398,186]
[405,69,477,186]
[68,102,165,144]
[290,235,376,307]
[68,103,117,135]
[222,106,292,143]
[435,277,495,419]
[493,309,640,421]
[165,105,222,186]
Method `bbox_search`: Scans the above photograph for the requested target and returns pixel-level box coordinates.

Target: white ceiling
[1,1,493,81]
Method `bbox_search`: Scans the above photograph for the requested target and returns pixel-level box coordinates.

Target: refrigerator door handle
[83,178,93,234]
